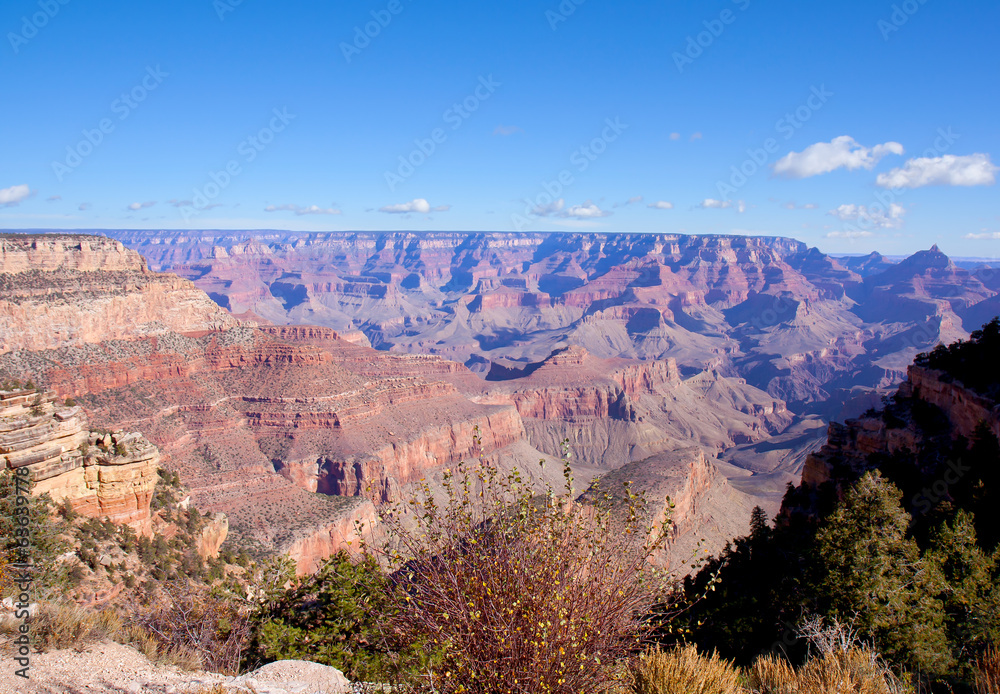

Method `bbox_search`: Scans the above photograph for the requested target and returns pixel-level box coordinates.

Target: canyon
[102,230,997,421]
[1,233,801,571]
[3,230,997,573]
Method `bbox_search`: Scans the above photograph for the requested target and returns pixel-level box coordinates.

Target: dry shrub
[795,648,909,694]
[745,648,910,694]
[122,581,251,674]
[364,437,679,694]
[629,645,741,694]
[976,647,1000,694]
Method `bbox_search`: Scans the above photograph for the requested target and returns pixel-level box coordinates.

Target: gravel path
[0,639,352,694]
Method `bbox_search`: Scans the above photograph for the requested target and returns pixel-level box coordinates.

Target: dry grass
[745,653,797,694]
[626,646,911,694]
[630,645,742,694]
[0,601,122,652]
[778,648,907,694]
[976,647,1000,694]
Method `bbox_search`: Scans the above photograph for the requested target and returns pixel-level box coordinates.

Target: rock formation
[0,388,159,530]
[0,231,845,571]
[100,230,996,418]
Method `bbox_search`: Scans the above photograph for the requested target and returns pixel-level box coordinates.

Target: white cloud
[264,203,341,215]
[46,195,61,202]
[669,132,681,141]
[699,198,731,209]
[78,202,91,211]
[562,201,610,219]
[773,136,904,178]
[698,198,745,211]
[876,153,998,189]
[127,201,156,211]
[802,203,818,210]
[531,199,565,216]
[0,184,30,206]
[612,196,644,209]
[690,132,702,141]
[648,200,674,210]
[825,230,874,239]
[828,202,905,229]
[964,232,1000,240]
[378,198,448,214]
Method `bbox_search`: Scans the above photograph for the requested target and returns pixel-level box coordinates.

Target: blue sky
[1,0,998,256]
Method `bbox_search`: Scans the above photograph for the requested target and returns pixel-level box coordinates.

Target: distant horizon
[6,227,1000,264]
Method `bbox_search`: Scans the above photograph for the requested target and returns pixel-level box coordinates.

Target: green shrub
[246,552,427,682]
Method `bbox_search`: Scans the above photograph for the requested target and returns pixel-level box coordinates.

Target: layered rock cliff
[0,234,236,354]
[798,357,1000,518]
[0,388,159,530]
[100,230,998,416]
[586,447,758,572]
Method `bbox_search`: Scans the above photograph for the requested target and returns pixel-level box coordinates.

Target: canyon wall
[100,231,997,416]
[0,388,159,531]
[0,234,236,354]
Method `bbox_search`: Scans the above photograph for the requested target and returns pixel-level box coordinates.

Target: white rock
[232,661,351,694]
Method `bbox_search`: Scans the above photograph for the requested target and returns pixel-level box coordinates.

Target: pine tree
[813,471,953,675]
[924,511,1000,665]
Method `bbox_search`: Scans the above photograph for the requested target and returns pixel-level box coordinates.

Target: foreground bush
[246,551,431,683]
[363,438,679,694]
[122,581,251,674]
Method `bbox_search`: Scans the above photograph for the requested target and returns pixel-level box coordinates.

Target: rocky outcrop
[0,234,237,355]
[588,447,757,572]
[800,363,1000,491]
[197,512,229,559]
[0,388,159,530]
[285,498,377,575]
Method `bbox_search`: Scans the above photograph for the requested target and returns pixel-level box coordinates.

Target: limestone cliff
[797,361,1000,524]
[0,388,159,531]
[0,234,236,354]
